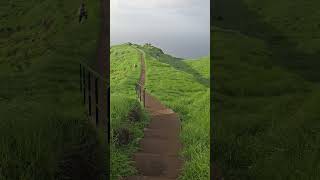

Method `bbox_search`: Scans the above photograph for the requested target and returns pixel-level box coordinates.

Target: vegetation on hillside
[110,44,149,179]
[110,43,210,179]
[213,0,320,179]
[139,44,210,180]
[0,1,106,179]
[213,0,320,82]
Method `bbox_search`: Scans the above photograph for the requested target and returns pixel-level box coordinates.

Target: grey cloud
[111,0,210,59]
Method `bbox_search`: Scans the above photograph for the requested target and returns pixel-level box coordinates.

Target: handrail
[79,61,109,84]
[133,48,147,107]
[136,82,144,87]
[79,61,109,127]
[135,83,146,107]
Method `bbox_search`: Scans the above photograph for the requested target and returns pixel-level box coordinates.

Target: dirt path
[126,51,183,180]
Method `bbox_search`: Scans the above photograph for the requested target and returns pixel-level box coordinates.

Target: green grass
[213,0,320,82]
[110,44,149,179]
[109,43,210,179]
[138,44,210,179]
[0,1,107,179]
[243,0,320,53]
[213,0,320,179]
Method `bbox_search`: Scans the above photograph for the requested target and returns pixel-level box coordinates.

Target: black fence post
[136,84,138,100]
[80,64,82,92]
[107,87,110,143]
[83,68,86,104]
[139,85,142,102]
[135,84,138,99]
[88,71,91,116]
[143,88,146,107]
[95,78,99,125]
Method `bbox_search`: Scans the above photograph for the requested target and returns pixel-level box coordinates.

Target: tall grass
[0,0,107,179]
[243,0,320,53]
[110,44,149,179]
[212,28,320,179]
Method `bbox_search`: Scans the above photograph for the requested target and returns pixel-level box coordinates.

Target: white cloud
[111,0,210,58]
[112,0,203,10]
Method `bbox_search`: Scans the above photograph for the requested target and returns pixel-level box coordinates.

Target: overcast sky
[111,0,210,59]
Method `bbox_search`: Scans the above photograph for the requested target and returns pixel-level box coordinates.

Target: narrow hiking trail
[126,51,183,180]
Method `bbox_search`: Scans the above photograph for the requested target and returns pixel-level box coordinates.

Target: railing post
[88,71,92,116]
[95,77,99,125]
[137,83,140,100]
[136,84,139,100]
[80,64,82,92]
[136,83,139,99]
[83,68,86,104]
[107,87,110,143]
[143,88,146,107]
[139,85,142,102]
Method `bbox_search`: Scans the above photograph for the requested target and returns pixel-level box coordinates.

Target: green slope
[139,44,210,179]
[213,0,320,179]
[243,0,320,53]
[0,1,106,179]
[213,0,320,82]
[110,44,149,179]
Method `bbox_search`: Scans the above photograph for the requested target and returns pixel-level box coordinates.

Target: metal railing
[134,48,147,108]
[135,82,146,107]
[79,63,109,128]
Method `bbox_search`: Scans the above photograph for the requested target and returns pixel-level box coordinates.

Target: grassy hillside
[110,44,149,179]
[213,0,320,179]
[0,1,107,179]
[139,44,210,179]
[213,0,320,82]
[243,0,320,53]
